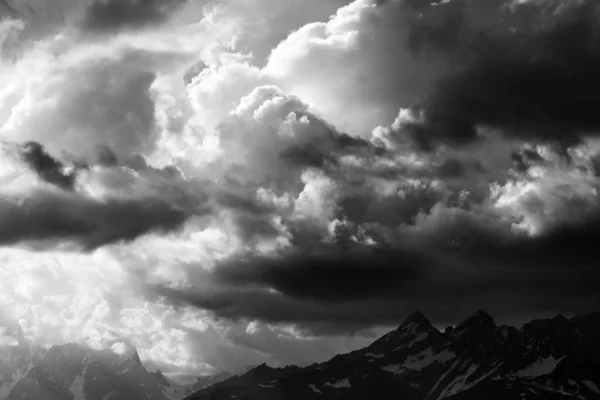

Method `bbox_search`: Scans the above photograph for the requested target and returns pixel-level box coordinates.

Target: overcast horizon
[1,0,600,379]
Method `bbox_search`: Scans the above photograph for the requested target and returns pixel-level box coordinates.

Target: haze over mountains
[2,310,599,399]
[0,336,232,400]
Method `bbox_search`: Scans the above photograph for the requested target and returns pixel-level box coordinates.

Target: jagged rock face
[0,342,45,398]
[5,343,190,400]
[0,322,45,399]
[367,311,441,355]
[186,311,600,400]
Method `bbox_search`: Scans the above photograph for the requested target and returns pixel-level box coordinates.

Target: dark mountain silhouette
[184,311,600,400]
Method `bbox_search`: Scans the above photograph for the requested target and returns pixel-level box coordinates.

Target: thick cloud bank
[0,0,599,375]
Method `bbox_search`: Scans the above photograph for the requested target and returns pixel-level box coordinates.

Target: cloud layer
[1,0,600,376]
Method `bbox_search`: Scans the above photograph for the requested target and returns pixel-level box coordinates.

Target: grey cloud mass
[150,201,600,334]
[393,0,600,150]
[2,0,600,376]
[19,141,78,191]
[0,141,207,250]
[80,0,188,33]
[0,191,188,250]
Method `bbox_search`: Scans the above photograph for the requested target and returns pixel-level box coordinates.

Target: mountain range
[184,310,600,400]
[0,337,231,400]
[1,310,599,399]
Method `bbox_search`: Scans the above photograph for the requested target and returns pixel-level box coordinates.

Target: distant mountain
[184,310,600,400]
[0,334,234,400]
[4,342,191,400]
[190,371,233,392]
[0,340,45,398]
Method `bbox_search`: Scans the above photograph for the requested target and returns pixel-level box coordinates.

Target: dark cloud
[19,141,78,191]
[0,190,189,250]
[148,198,600,334]
[394,0,600,150]
[434,158,486,179]
[591,153,600,177]
[511,147,544,173]
[213,245,426,303]
[96,146,119,167]
[336,183,449,228]
[405,0,468,55]
[183,59,207,86]
[0,140,208,250]
[214,190,285,242]
[279,125,380,171]
[80,0,187,33]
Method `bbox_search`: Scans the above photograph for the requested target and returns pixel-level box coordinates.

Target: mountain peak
[456,310,496,331]
[399,310,435,332]
[365,310,438,354]
[551,314,569,323]
[405,310,427,322]
[153,369,164,378]
[152,369,170,386]
[243,363,273,377]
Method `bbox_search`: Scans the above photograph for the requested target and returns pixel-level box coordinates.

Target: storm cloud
[19,141,78,191]
[0,191,189,250]
[392,0,600,150]
[81,0,188,33]
[150,198,600,334]
[2,0,600,375]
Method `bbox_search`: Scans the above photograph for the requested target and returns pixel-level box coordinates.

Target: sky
[0,0,600,379]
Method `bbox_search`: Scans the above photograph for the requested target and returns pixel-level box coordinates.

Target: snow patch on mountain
[404,348,456,371]
[438,363,479,399]
[102,391,115,400]
[69,356,89,400]
[435,350,456,364]
[309,384,322,393]
[512,355,565,377]
[324,378,351,389]
[365,352,384,358]
[0,343,39,399]
[395,332,429,351]
[403,322,421,334]
[583,380,599,394]
[69,374,86,400]
[381,364,404,374]
[405,349,437,371]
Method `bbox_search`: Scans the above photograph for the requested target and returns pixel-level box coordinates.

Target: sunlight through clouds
[1,0,600,379]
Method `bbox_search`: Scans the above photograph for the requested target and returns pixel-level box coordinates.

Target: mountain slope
[5,343,190,400]
[0,340,44,398]
[185,311,600,400]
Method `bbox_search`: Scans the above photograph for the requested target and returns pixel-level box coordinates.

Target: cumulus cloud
[262,0,448,136]
[0,143,208,250]
[1,54,158,162]
[2,0,600,377]
[205,0,352,66]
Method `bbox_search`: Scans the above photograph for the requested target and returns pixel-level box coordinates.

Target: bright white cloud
[491,145,599,236]
[1,0,599,379]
